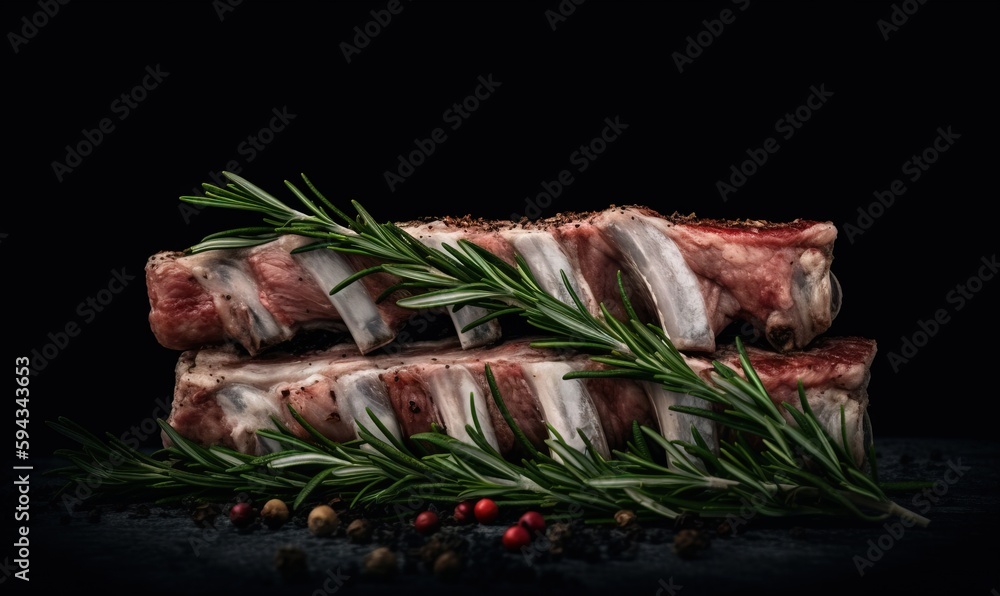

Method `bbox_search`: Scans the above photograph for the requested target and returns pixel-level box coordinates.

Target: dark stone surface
[10,438,998,596]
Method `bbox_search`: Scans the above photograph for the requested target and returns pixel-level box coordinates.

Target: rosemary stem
[842,493,931,527]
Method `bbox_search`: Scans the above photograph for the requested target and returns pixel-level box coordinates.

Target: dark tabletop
[9,437,998,596]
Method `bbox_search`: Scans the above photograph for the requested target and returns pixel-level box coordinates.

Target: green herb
[46,172,928,527]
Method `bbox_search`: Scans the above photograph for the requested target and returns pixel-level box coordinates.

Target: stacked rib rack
[145,204,871,464]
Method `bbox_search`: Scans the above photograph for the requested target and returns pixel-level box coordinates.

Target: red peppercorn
[502,524,531,551]
[474,498,499,524]
[414,510,440,535]
[229,502,256,528]
[519,511,546,534]
[453,500,475,524]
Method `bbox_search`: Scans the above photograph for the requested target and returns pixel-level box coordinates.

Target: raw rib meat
[146,235,414,354]
[146,206,841,355]
[404,207,841,352]
[162,336,875,464]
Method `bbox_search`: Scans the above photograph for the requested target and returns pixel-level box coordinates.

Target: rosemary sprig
[47,368,926,525]
[46,171,927,526]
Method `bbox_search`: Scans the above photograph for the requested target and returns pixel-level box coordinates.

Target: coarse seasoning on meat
[163,335,875,465]
[145,206,842,357]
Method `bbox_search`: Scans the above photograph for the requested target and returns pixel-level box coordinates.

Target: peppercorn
[672,528,710,558]
[519,511,546,534]
[414,510,440,535]
[503,524,532,552]
[453,500,475,524]
[274,545,308,579]
[229,502,256,528]
[190,503,220,528]
[614,509,637,528]
[433,550,462,579]
[363,547,397,576]
[307,505,340,537]
[347,519,373,543]
[419,532,466,566]
[546,522,573,557]
[474,498,499,524]
[327,497,349,513]
[261,499,290,529]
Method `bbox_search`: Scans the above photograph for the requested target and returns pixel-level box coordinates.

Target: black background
[7,0,996,446]
[3,0,998,591]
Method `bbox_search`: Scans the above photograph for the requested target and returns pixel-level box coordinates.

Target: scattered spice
[503,524,532,552]
[453,500,475,524]
[415,510,441,535]
[190,503,220,528]
[716,521,733,538]
[519,511,546,534]
[274,545,308,579]
[419,532,466,566]
[347,519,373,544]
[229,502,256,528]
[546,522,573,557]
[363,547,397,576]
[614,509,637,528]
[261,499,290,528]
[308,505,340,537]
[433,550,463,579]
[474,498,499,524]
[672,529,710,558]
